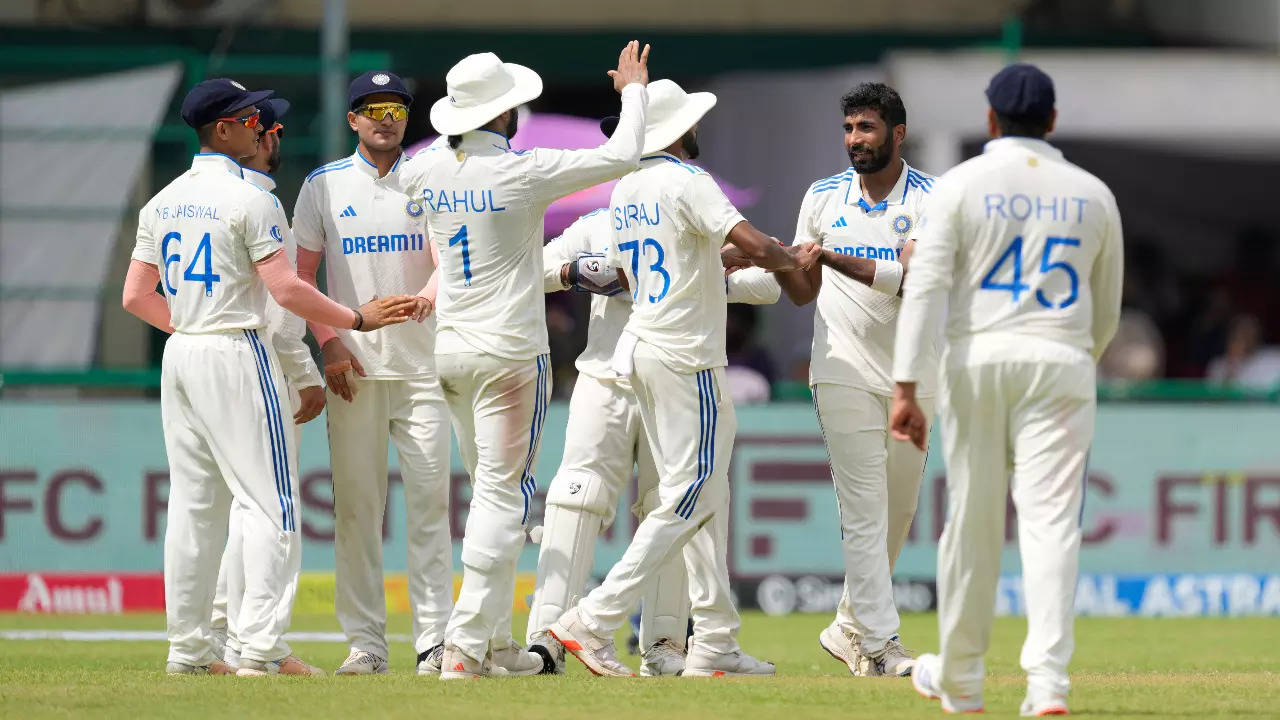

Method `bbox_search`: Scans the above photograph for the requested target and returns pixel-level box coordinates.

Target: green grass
[1,612,1276,718]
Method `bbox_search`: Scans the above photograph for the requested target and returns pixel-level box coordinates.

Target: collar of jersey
[241,166,276,192]
[983,136,1064,161]
[352,147,406,179]
[191,152,244,178]
[846,160,913,212]
[454,129,512,156]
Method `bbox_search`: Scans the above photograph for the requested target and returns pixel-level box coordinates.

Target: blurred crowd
[545,226,1280,401]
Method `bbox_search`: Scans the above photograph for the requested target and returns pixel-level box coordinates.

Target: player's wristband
[870,259,904,296]
[352,308,364,331]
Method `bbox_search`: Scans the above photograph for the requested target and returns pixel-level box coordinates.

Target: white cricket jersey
[546,208,778,380]
[609,154,747,374]
[132,153,288,334]
[292,149,436,379]
[242,168,321,389]
[795,161,938,397]
[400,83,647,361]
[894,137,1124,382]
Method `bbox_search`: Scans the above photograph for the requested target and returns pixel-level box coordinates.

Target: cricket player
[891,64,1123,716]
[209,98,326,672]
[551,79,814,678]
[291,71,456,676]
[527,206,783,676]
[399,43,650,679]
[122,78,413,676]
[766,83,935,677]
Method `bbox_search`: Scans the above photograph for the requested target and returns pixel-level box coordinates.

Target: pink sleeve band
[121,260,174,333]
[256,250,356,331]
[294,247,340,346]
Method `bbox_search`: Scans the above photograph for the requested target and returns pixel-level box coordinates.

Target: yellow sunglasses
[355,102,409,122]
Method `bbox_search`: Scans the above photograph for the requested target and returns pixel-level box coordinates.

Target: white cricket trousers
[212,387,302,658]
[526,373,689,651]
[438,351,551,662]
[935,350,1095,701]
[812,383,933,652]
[328,375,453,658]
[579,343,740,655]
[161,329,300,665]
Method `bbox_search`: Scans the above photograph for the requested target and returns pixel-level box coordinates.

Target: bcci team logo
[892,214,912,236]
[405,200,424,218]
[270,224,283,243]
[372,73,391,86]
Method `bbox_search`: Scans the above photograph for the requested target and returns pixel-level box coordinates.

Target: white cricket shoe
[334,649,388,675]
[166,660,234,675]
[528,630,566,675]
[490,639,544,677]
[416,643,444,676]
[857,635,915,677]
[222,644,241,670]
[549,607,635,677]
[818,620,861,675]
[236,655,325,677]
[1020,688,1070,716]
[639,638,686,677]
[439,644,510,680]
[682,642,775,677]
[912,653,984,714]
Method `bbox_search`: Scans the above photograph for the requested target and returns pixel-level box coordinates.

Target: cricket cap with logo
[599,79,715,155]
[180,78,275,128]
[985,63,1055,122]
[430,52,543,136]
[349,70,414,110]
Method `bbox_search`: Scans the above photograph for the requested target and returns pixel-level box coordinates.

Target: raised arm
[525,42,649,204]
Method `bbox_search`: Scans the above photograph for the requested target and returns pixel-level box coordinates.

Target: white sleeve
[791,187,822,247]
[893,172,961,383]
[242,191,291,262]
[727,267,781,305]
[679,173,746,245]
[131,202,158,265]
[523,84,647,205]
[291,179,326,253]
[542,235,571,293]
[1089,191,1125,361]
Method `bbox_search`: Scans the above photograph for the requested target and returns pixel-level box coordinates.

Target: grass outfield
[1,612,1275,719]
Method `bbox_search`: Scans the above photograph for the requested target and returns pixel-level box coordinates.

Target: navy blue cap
[259,98,290,131]
[180,78,274,129]
[985,63,1055,121]
[349,71,413,110]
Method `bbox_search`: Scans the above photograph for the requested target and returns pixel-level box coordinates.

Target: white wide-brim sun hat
[600,79,717,155]
[430,52,543,136]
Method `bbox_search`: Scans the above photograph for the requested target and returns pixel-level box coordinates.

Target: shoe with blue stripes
[682,642,775,677]
[912,653,984,714]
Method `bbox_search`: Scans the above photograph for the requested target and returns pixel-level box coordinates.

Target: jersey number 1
[449,225,472,286]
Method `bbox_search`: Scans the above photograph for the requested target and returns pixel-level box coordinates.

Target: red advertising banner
[0,573,165,613]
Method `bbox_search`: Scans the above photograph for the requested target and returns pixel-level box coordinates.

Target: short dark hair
[994,112,1051,139]
[841,83,906,128]
[195,122,216,147]
[448,134,462,149]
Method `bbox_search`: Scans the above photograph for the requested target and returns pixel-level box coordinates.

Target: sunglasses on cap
[216,109,261,129]
[354,102,409,122]
[258,122,284,139]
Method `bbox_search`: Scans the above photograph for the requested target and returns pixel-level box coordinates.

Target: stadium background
[1,0,1278,623]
